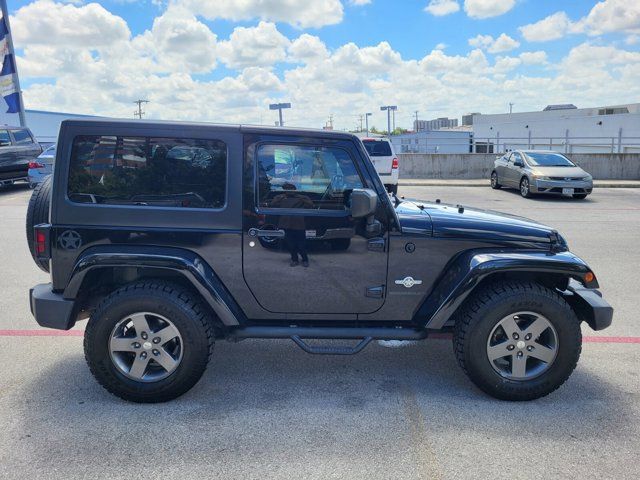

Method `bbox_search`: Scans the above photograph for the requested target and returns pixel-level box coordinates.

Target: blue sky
[5,0,640,129]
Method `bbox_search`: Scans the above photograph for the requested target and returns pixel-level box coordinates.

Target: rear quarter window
[11,129,34,145]
[0,130,10,146]
[67,135,227,209]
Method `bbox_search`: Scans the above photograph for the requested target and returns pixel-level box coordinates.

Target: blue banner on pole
[0,15,21,114]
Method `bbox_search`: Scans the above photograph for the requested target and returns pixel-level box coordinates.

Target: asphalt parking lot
[1,184,639,479]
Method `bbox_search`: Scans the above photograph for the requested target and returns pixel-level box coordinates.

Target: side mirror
[350,188,377,218]
[514,160,524,167]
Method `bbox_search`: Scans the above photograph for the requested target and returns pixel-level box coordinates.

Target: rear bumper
[379,170,399,185]
[566,279,613,331]
[29,283,76,330]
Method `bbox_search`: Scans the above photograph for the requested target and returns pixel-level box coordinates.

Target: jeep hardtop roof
[59,118,358,141]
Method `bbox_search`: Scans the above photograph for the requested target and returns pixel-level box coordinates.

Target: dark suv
[0,126,42,186]
[27,119,613,403]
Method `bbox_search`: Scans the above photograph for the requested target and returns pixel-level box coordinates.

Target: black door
[242,140,389,315]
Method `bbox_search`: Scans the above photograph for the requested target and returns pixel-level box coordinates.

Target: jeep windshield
[524,152,575,167]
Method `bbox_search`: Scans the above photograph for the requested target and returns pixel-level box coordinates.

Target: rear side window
[362,140,392,157]
[0,130,10,146]
[12,129,33,145]
[68,135,227,209]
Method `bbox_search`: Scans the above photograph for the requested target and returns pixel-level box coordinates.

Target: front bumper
[566,279,613,331]
[29,283,75,330]
[532,178,593,195]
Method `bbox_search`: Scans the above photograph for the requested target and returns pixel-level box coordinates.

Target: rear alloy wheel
[84,281,214,402]
[453,281,581,401]
[520,177,531,198]
[490,171,501,189]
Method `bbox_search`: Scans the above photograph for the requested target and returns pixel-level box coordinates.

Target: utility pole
[269,102,291,126]
[358,114,364,132]
[365,113,372,136]
[509,102,514,114]
[414,110,419,131]
[0,0,26,127]
[380,105,397,136]
[133,99,149,119]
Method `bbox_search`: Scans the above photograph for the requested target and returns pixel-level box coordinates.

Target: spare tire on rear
[26,176,52,272]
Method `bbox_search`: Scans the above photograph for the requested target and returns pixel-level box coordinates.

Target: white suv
[362,137,399,195]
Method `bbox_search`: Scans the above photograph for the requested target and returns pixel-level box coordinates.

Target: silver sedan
[491,150,593,199]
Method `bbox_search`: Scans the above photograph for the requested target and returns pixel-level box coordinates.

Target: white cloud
[627,34,640,45]
[469,33,519,53]
[288,34,330,63]
[131,6,217,74]
[464,0,515,19]
[11,0,130,47]
[350,0,371,5]
[217,22,290,69]
[178,0,344,28]
[519,51,548,65]
[576,0,640,36]
[519,12,572,42]
[520,1,640,43]
[424,0,460,16]
[11,2,640,131]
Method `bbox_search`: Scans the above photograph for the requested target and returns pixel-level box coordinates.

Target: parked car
[491,150,593,199]
[27,119,612,403]
[0,126,42,187]
[361,137,399,195]
[28,143,55,188]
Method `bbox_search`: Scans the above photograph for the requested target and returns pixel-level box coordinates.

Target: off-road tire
[452,281,582,401]
[25,175,52,272]
[490,171,502,189]
[84,281,214,403]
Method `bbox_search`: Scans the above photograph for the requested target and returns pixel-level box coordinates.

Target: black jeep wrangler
[27,119,613,403]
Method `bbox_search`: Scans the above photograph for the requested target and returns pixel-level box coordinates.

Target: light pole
[380,106,397,136]
[365,112,372,136]
[269,102,291,127]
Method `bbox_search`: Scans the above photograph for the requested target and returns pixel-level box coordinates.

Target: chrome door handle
[248,228,285,238]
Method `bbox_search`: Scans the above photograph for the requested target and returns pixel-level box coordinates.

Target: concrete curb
[398,180,640,188]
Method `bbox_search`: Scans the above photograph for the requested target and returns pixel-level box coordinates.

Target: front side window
[257,144,363,211]
[68,135,226,209]
[12,129,33,144]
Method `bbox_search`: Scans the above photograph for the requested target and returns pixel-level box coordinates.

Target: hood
[395,199,559,247]
[529,166,588,178]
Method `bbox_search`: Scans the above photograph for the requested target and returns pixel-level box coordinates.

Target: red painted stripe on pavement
[0,330,639,344]
[0,329,84,337]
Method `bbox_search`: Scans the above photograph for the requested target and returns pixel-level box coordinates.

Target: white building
[390,130,472,154]
[0,109,99,146]
[414,117,459,132]
[472,103,640,153]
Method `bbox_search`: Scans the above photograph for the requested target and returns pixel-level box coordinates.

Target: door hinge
[367,237,386,252]
[366,285,385,298]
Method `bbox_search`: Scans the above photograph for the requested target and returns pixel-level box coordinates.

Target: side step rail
[291,335,372,355]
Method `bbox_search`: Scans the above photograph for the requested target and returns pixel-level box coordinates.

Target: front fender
[416,250,596,329]
[64,245,244,326]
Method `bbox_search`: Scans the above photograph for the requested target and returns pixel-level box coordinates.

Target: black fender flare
[64,245,244,326]
[416,250,596,329]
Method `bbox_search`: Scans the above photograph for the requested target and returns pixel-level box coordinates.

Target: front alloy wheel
[486,312,558,380]
[520,177,531,198]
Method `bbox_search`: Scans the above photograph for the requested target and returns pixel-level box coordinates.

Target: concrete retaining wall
[398,153,640,180]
